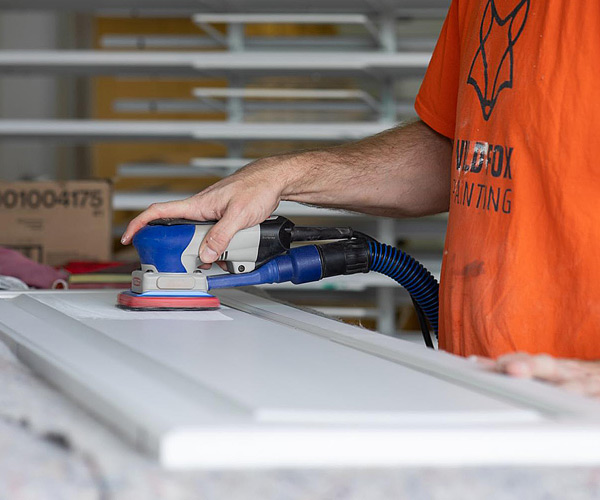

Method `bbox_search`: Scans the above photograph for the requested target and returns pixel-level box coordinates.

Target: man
[121,0,600,396]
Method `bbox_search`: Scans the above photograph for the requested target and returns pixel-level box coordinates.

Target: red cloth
[0,247,68,289]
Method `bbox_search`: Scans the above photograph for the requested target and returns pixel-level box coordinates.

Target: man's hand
[121,155,294,263]
[473,352,600,397]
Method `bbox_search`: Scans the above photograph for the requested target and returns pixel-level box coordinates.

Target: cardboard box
[0,180,112,266]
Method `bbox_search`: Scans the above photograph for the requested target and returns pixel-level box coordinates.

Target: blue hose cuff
[207,245,323,290]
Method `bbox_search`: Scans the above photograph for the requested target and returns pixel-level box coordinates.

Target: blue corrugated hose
[367,240,439,337]
[208,240,439,339]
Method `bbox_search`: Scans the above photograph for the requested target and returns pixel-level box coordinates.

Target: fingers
[496,353,558,381]
[199,208,250,263]
[495,352,551,379]
[494,352,588,384]
[469,355,496,370]
[478,351,600,399]
[559,376,600,397]
[120,157,282,249]
[121,199,192,245]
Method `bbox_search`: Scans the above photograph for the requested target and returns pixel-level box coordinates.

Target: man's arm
[121,120,452,263]
[281,120,452,217]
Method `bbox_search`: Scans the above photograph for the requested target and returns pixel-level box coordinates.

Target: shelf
[100,34,437,52]
[0,51,430,75]
[113,98,387,114]
[193,87,379,109]
[0,120,392,141]
[193,13,374,24]
[0,0,450,16]
[113,192,361,217]
[117,158,252,178]
[113,97,414,116]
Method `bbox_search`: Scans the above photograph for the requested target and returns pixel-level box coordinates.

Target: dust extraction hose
[208,234,440,346]
[366,240,439,337]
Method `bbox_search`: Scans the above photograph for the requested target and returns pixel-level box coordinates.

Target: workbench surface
[1,289,600,498]
[2,337,600,499]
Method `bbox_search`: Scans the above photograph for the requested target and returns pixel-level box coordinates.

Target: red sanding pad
[117,290,221,311]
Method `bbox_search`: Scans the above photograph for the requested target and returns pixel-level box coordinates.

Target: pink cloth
[0,247,68,289]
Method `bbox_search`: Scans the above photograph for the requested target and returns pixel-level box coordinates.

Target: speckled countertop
[1,339,600,500]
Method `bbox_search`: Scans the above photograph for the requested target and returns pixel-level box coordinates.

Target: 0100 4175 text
[0,188,104,210]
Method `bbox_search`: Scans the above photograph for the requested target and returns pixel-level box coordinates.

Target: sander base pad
[117,290,221,311]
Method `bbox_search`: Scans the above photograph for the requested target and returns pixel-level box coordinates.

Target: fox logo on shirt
[467,0,530,120]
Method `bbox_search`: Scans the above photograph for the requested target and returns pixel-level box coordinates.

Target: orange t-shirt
[415,0,600,359]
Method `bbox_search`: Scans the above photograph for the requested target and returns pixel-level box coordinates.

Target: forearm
[275,120,452,217]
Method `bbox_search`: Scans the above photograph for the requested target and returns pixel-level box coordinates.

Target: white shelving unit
[0,1,450,336]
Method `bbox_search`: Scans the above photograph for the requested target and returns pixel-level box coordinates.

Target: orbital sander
[118,216,441,347]
[117,216,353,311]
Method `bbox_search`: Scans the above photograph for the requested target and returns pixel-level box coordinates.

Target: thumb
[199,210,248,263]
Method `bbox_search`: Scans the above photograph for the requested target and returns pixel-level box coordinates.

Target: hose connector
[316,239,370,278]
